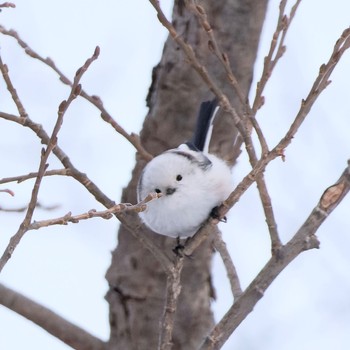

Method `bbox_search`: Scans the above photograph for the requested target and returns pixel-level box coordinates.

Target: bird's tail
[188,99,219,153]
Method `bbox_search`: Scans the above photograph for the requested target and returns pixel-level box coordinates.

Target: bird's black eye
[155,188,162,194]
[176,174,182,181]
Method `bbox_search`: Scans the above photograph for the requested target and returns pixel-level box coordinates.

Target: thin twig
[185,0,271,157]
[252,0,302,115]
[239,0,303,252]
[256,175,281,252]
[219,26,350,218]
[0,202,59,213]
[197,25,350,341]
[0,47,99,273]
[0,168,70,184]
[0,114,172,273]
[200,161,350,350]
[0,283,107,350]
[185,25,350,256]
[28,192,159,231]
[158,255,184,350]
[274,26,350,153]
[148,0,245,130]
[0,112,116,209]
[0,2,15,8]
[185,0,301,252]
[0,25,152,161]
[149,0,282,252]
[0,188,15,196]
[202,22,281,251]
[187,1,246,105]
[213,231,242,299]
[0,54,27,117]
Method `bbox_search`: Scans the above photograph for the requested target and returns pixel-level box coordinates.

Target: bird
[137,99,233,238]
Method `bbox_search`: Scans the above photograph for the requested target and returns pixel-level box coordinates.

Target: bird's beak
[166,187,176,195]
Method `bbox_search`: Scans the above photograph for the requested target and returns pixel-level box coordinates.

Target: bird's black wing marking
[169,150,212,170]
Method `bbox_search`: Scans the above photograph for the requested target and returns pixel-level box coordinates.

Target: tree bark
[105,1,268,349]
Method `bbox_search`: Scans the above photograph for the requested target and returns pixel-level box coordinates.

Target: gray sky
[1,1,350,349]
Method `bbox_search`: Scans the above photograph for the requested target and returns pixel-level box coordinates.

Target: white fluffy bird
[137,99,233,238]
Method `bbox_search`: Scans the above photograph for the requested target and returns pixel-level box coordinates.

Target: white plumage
[137,100,233,238]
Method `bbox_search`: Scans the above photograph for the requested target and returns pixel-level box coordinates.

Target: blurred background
[0,1,349,349]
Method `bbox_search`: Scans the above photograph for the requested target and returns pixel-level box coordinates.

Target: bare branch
[216,26,350,221]
[148,1,246,131]
[200,161,350,350]
[0,25,153,161]
[0,2,15,8]
[149,0,283,252]
[158,255,184,350]
[256,175,281,252]
[252,0,302,115]
[28,192,159,230]
[0,47,99,273]
[185,22,350,262]
[149,0,221,99]
[0,111,172,272]
[0,111,116,209]
[234,0,304,253]
[0,54,27,117]
[187,0,284,253]
[0,202,59,213]
[213,231,242,299]
[186,1,246,106]
[0,188,14,196]
[186,0,270,156]
[0,283,107,350]
[0,168,70,184]
[274,27,350,153]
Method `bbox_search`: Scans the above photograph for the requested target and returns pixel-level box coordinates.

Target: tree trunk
[105,1,268,348]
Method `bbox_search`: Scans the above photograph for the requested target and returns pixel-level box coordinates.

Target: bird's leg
[172,237,193,259]
[210,206,227,223]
